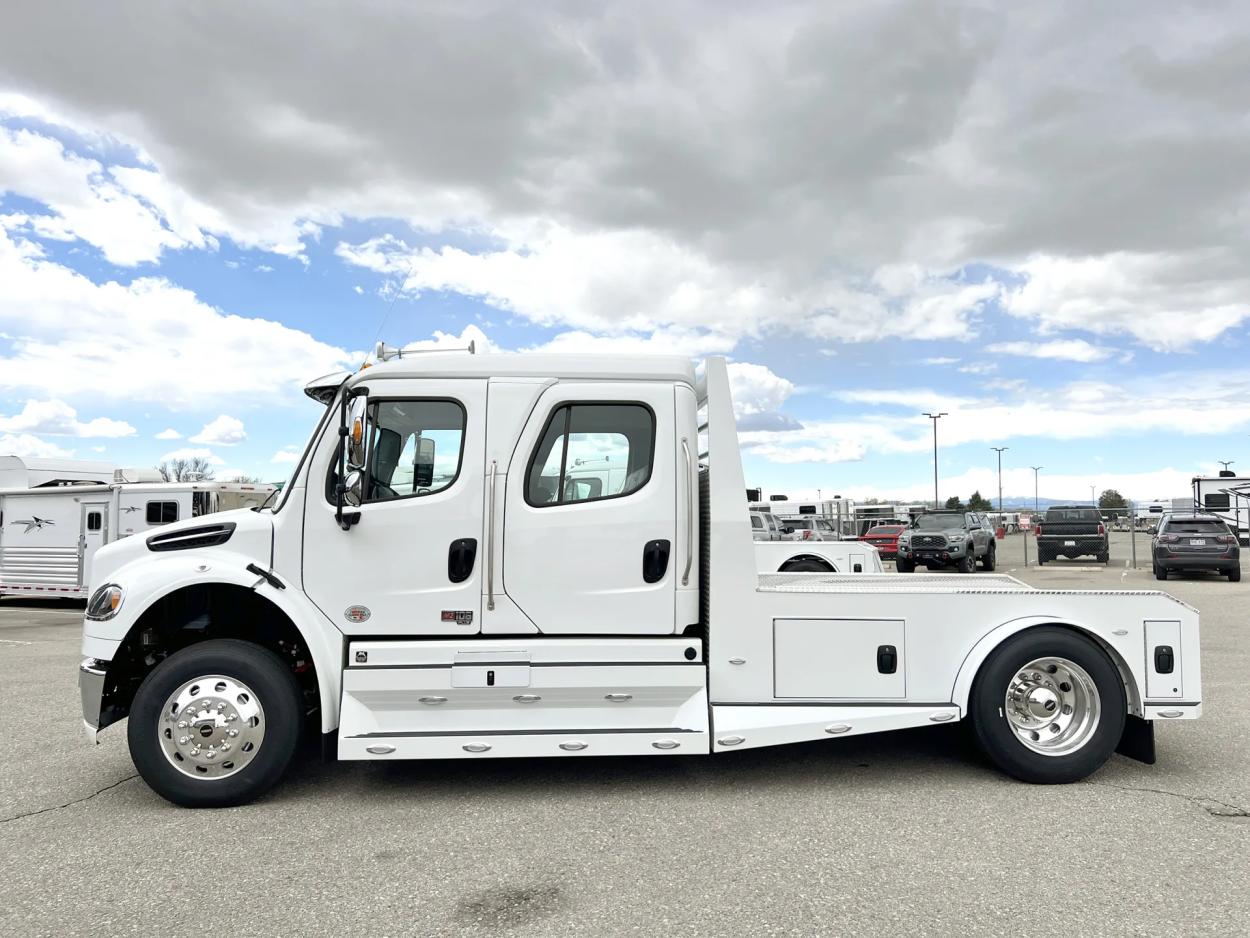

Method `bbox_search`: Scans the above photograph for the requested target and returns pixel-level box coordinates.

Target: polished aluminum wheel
[1003,656,1100,756]
[158,675,265,780]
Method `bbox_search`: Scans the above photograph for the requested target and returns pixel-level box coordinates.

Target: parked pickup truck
[895,511,997,573]
[79,351,1199,807]
[1037,506,1109,564]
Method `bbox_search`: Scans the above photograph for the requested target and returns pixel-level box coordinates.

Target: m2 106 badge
[344,605,371,624]
[441,610,474,625]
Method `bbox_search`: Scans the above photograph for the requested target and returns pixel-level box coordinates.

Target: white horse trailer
[1192,475,1250,546]
[0,477,275,598]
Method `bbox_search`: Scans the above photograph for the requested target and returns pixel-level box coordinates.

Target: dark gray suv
[1153,513,1241,582]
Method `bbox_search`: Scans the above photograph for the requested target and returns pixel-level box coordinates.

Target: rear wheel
[779,558,834,573]
[1097,550,1110,564]
[1155,564,1168,581]
[1229,567,1242,583]
[980,542,997,571]
[970,627,1125,783]
[128,639,303,808]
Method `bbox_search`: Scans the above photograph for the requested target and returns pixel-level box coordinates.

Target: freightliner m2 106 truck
[79,352,1200,806]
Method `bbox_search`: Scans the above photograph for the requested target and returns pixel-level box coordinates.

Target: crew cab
[1037,506,1109,565]
[79,351,1200,807]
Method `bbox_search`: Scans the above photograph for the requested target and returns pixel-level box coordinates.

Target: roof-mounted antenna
[375,340,478,362]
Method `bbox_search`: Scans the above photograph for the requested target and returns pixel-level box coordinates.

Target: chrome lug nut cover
[158,675,265,780]
[1004,656,1100,757]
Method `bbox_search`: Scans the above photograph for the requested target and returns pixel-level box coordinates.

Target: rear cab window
[525,403,655,507]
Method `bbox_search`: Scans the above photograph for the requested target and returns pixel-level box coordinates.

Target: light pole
[923,412,947,509]
[1030,466,1043,514]
[1090,484,1096,507]
[991,447,1009,513]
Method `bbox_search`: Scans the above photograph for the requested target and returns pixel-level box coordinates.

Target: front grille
[913,534,947,549]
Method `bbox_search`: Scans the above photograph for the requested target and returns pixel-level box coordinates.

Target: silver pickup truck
[895,510,997,573]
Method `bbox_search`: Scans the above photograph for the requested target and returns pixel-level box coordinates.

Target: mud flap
[1116,714,1156,764]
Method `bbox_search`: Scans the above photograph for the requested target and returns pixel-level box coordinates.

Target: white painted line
[0,639,33,645]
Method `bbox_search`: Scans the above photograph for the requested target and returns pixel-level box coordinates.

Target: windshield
[913,514,961,530]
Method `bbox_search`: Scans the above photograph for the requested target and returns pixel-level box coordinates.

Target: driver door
[302,378,487,635]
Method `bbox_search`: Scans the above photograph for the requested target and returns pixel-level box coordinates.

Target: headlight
[85,584,124,621]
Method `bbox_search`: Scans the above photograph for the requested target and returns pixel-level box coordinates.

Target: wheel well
[98,583,322,732]
[778,554,837,573]
[968,622,1141,714]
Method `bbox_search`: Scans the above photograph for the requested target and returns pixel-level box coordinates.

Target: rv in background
[1193,473,1250,545]
[0,457,274,598]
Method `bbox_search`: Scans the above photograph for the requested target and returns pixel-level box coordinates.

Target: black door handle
[877,644,898,674]
[1154,645,1174,674]
[642,539,671,583]
[448,538,478,583]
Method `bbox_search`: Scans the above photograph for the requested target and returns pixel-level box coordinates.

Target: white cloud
[0,229,354,407]
[154,428,182,440]
[985,339,1115,363]
[159,447,224,465]
[91,445,106,453]
[0,432,73,459]
[0,399,135,437]
[270,448,300,465]
[190,414,246,446]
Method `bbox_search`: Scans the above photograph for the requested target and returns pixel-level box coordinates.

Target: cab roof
[348,352,698,387]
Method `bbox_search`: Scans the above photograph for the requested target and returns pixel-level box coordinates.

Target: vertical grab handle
[681,437,693,586]
[486,459,497,611]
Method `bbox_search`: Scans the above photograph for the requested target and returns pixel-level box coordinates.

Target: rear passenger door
[501,382,677,634]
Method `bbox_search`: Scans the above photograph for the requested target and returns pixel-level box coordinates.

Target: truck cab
[79,352,1201,807]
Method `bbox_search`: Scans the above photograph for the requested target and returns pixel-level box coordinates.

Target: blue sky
[1,3,1248,505]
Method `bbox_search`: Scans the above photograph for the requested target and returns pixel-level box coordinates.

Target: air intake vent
[147,522,237,552]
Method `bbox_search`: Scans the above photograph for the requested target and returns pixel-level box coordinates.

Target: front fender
[948,615,1143,716]
[83,550,345,733]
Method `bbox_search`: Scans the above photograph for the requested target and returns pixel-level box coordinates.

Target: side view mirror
[414,437,436,487]
[347,396,368,469]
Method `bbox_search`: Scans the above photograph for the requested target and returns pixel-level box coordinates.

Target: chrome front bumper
[79,657,108,743]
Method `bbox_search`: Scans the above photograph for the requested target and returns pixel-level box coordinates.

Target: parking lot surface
[2,532,1247,937]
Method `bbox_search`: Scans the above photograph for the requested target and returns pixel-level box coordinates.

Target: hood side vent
[147,522,237,552]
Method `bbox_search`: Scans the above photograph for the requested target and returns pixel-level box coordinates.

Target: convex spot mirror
[343,469,364,507]
[414,437,436,488]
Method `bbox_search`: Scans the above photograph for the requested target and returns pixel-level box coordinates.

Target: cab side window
[526,403,655,507]
[364,400,465,502]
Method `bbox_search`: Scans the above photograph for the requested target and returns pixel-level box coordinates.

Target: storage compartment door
[774,618,906,699]
[1144,619,1182,699]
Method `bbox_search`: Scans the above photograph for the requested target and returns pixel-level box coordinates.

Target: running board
[340,728,708,760]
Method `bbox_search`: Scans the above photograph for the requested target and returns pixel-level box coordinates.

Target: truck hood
[89,508,273,591]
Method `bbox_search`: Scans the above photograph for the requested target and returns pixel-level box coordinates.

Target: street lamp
[923,412,947,509]
[1030,466,1043,514]
[1090,484,1096,507]
[991,447,1009,513]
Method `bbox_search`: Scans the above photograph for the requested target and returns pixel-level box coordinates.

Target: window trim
[325,396,468,507]
[523,400,657,509]
[146,500,179,525]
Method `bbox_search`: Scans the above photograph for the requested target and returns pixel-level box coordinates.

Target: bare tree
[223,473,263,484]
[155,457,217,482]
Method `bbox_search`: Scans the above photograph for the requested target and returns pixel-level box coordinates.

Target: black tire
[957,554,974,574]
[128,639,303,808]
[1229,567,1242,583]
[980,543,996,571]
[1036,549,1046,566]
[780,558,834,573]
[1155,564,1168,581]
[895,558,914,573]
[969,627,1126,784]
[1097,551,1109,564]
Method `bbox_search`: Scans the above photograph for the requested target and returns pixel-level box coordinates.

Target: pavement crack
[0,773,139,824]
[1088,780,1250,818]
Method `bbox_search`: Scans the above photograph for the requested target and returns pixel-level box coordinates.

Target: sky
[1,1,1248,504]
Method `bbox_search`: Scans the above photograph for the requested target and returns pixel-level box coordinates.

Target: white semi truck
[79,352,1200,807]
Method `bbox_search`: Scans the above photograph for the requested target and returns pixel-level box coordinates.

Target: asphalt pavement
[1,531,1247,937]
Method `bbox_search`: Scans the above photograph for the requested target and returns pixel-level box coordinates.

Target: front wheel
[969,627,1126,784]
[127,639,304,808]
[956,554,974,574]
[895,557,915,573]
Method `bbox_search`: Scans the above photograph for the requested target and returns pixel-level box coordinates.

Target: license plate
[1190,538,1206,546]
[1064,540,1076,547]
